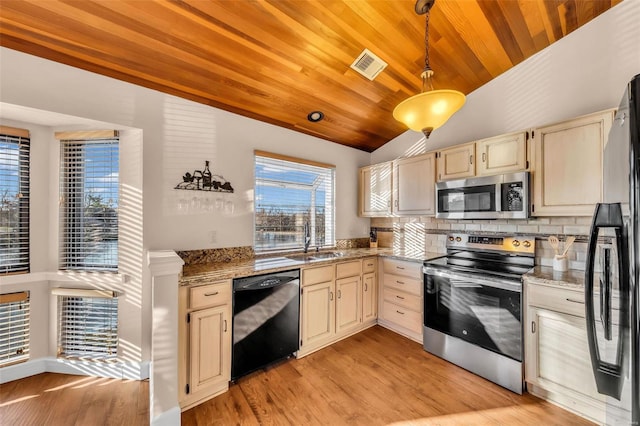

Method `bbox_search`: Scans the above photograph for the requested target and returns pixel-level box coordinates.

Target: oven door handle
[424,267,521,293]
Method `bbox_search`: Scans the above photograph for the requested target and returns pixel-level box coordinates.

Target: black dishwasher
[232,269,300,381]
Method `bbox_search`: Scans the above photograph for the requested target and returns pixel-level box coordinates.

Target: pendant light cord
[424,9,431,73]
[422,9,434,92]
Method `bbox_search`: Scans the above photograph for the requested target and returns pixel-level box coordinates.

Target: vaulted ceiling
[0,0,622,152]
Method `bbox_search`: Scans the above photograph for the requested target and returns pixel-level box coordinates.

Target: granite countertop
[523,265,586,291]
[180,248,443,287]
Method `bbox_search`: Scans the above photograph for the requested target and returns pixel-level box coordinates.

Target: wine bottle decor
[175,160,234,193]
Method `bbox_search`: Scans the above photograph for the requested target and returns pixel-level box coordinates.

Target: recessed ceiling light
[307,111,324,122]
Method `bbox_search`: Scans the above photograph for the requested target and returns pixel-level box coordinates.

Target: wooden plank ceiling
[0,0,621,152]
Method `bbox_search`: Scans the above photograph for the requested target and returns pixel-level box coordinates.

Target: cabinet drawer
[302,265,334,286]
[362,257,376,274]
[383,273,422,296]
[382,300,422,334]
[383,287,421,311]
[189,281,231,310]
[336,260,361,279]
[382,258,421,278]
[528,284,585,317]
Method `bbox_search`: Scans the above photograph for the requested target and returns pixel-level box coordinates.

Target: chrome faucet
[303,221,311,253]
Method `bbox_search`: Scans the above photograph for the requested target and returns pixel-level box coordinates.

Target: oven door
[424,267,523,361]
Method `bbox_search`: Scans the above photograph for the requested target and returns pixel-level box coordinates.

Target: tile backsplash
[371,216,591,270]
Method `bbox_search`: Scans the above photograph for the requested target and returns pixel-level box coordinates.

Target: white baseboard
[0,357,48,383]
[151,406,181,426]
[1,357,150,384]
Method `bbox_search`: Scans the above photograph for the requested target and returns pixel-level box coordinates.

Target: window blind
[59,138,119,271]
[254,152,335,252]
[57,295,118,360]
[0,133,30,274]
[0,291,30,367]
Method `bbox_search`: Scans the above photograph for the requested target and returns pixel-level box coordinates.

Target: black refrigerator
[585,74,640,425]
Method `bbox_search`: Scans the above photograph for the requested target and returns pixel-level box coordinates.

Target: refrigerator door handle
[600,247,612,341]
[585,202,630,400]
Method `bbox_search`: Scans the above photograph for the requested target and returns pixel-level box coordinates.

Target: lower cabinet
[525,282,619,424]
[301,279,335,349]
[179,280,232,411]
[377,258,423,342]
[362,271,377,323]
[336,275,361,335]
[299,257,377,357]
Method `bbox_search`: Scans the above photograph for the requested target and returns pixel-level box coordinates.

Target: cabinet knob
[482,153,486,163]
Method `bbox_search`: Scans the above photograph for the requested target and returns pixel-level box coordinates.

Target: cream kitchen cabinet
[336,275,361,335]
[378,258,423,343]
[178,280,232,410]
[531,109,614,216]
[362,257,377,324]
[299,258,377,357]
[525,281,621,424]
[358,162,392,217]
[436,142,475,181]
[393,152,437,216]
[476,131,529,176]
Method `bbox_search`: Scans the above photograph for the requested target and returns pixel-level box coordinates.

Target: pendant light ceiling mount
[393,0,466,139]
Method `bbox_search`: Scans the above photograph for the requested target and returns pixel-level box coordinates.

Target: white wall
[0,40,370,384]
[0,52,371,251]
[372,0,640,163]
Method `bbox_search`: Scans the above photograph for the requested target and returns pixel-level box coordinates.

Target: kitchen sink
[309,251,344,260]
[285,251,344,261]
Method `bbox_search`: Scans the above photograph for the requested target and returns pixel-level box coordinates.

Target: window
[254,151,335,252]
[0,292,30,367]
[57,294,118,360]
[0,129,30,274]
[59,135,118,271]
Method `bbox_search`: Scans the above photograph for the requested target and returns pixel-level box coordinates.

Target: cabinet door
[336,276,361,334]
[476,131,528,176]
[301,281,335,348]
[359,162,392,217]
[189,304,231,395]
[437,142,475,181]
[532,110,614,216]
[362,272,377,323]
[393,152,436,215]
[526,307,604,403]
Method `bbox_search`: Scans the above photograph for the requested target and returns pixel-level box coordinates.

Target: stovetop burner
[424,233,536,279]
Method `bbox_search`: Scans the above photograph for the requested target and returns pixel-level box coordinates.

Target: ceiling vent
[350,48,388,81]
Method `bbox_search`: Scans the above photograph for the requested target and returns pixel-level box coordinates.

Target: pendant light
[393,0,465,138]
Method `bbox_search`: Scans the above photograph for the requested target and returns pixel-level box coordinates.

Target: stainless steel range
[423,233,535,394]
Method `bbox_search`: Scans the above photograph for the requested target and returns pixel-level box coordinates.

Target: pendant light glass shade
[393,0,465,138]
[393,87,465,138]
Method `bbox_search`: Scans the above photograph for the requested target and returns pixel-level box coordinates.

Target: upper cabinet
[531,109,614,216]
[393,152,437,216]
[358,162,392,217]
[436,142,475,181]
[476,131,528,176]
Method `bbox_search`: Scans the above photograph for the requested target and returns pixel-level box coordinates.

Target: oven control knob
[512,240,520,247]
[455,236,462,242]
[448,236,454,242]
[523,240,531,248]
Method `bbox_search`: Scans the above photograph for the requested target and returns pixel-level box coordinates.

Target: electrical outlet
[209,230,217,243]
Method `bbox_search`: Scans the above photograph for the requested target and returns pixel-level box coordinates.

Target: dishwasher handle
[233,270,300,291]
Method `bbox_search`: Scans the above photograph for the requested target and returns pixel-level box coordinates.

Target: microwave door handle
[584,203,628,399]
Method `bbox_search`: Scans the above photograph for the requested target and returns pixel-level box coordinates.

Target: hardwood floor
[0,372,148,425]
[0,326,595,425]
[183,326,594,425]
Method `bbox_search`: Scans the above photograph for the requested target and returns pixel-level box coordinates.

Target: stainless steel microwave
[435,171,530,219]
